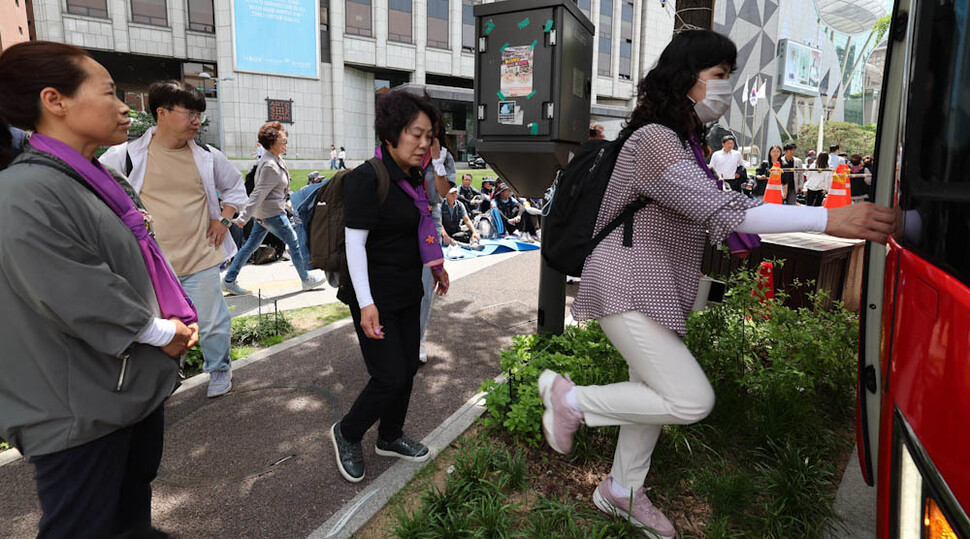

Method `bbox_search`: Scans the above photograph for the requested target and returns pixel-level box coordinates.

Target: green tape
[496,91,507,101]
[526,90,537,99]
[518,17,530,30]
[499,42,509,52]
[484,19,495,35]
[543,19,554,32]
[529,123,538,135]
[529,39,539,50]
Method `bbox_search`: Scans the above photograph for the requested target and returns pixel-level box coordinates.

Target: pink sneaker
[592,477,676,538]
[537,369,583,454]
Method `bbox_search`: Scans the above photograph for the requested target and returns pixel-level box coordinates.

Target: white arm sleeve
[135,318,177,347]
[735,204,828,234]
[345,227,374,308]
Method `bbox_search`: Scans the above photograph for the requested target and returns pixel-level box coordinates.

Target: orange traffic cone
[824,163,852,208]
[763,162,784,204]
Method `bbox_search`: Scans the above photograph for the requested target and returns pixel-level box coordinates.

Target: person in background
[708,135,745,189]
[330,89,449,483]
[338,146,347,169]
[0,41,200,538]
[222,122,325,295]
[479,176,496,212]
[828,144,844,168]
[457,172,480,214]
[779,142,803,205]
[753,144,783,199]
[493,183,538,241]
[441,186,481,245]
[803,152,832,207]
[330,144,337,169]
[805,149,816,169]
[848,153,872,203]
[542,30,895,538]
[101,80,247,398]
[589,122,606,140]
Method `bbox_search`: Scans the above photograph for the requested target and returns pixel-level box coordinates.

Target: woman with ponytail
[0,41,199,538]
[538,30,895,537]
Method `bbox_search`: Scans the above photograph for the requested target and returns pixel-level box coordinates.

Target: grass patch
[372,263,857,537]
[181,302,349,377]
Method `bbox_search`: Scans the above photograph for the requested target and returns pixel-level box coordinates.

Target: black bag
[244,164,258,194]
[309,157,390,273]
[541,137,651,276]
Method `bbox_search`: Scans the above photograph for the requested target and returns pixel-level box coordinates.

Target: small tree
[795,121,877,157]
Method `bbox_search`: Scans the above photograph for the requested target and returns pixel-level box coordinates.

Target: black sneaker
[375,434,431,462]
[331,422,365,482]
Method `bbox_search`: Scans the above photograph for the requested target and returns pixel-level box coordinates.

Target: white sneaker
[302,275,326,291]
[419,344,428,363]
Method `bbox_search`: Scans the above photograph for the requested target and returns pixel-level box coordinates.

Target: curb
[305,380,500,539]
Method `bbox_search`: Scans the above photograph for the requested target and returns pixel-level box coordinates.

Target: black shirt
[337,147,424,311]
[494,195,521,221]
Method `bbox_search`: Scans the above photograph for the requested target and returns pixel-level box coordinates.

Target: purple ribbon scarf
[28,133,198,325]
[374,145,445,267]
[687,135,760,256]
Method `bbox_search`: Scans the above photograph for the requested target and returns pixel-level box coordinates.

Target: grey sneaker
[207,368,232,398]
[593,477,676,538]
[221,280,250,296]
[375,434,430,462]
[331,422,365,482]
[301,275,326,291]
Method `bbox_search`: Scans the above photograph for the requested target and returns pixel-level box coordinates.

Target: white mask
[693,78,733,123]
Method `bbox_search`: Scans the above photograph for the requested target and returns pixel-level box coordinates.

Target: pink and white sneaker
[592,476,676,538]
[537,369,584,454]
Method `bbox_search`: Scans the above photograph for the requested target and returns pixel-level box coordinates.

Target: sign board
[266,98,294,123]
[232,0,319,78]
[777,39,821,96]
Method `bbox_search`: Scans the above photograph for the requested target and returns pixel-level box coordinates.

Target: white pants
[575,311,715,490]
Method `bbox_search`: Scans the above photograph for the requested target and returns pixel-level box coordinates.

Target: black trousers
[341,301,421,443]
[30,406,165,539]
[505,215,537,236]
[806,189,826,207]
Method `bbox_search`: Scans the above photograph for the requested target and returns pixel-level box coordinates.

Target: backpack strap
[590,195,651,250]
[124,147,132,177]
[367,157,391,205]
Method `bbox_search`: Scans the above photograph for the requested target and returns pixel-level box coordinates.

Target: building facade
[0,0,33,51]
[28,0,676,160]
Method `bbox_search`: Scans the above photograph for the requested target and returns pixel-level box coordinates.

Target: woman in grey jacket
[222,121,325,295]
[0,41,199,538]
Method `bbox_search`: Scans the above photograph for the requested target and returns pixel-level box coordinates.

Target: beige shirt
[140,141,225,276]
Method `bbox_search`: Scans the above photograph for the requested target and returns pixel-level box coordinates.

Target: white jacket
[100,127,248,260]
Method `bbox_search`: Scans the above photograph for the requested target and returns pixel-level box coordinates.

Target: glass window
[898,0,970,285]
[187,0,214,32]
[598,0,613,77]
[346,0,372,37]
[388,0,412,43]
[619,1,633,79]
[131,0,167,26]
[65,0,108,18]
[184,62,217,98]
[320,0,330,63]
[428,0,449,50]
[576,0,591,19]
[461,0,478,53]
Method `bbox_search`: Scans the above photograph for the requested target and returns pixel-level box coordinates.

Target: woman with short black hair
[331,89,450,483]
[538,30,895,537]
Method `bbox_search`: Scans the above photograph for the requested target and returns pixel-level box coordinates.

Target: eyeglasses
[168,109,207,123]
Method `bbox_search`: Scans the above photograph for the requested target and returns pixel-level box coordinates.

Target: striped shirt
[572,124,762,336]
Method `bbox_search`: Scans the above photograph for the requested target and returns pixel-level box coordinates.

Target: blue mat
[443,238,540,260]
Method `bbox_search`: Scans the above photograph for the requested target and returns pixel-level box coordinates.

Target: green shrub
[231,311,292,347]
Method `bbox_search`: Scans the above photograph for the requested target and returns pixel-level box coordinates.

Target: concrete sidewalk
[0,250,544,539]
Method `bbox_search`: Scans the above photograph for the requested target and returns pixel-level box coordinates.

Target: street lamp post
[199,72,233,152]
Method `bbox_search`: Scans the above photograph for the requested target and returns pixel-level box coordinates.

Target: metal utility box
[473,0,594,197]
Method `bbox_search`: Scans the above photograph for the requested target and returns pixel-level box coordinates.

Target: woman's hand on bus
[825,202,896,244]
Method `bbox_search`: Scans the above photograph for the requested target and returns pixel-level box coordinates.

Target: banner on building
[777,39,821,96]
[232,0,319,78]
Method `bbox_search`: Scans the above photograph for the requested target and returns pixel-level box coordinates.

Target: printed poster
[501,45,534,98]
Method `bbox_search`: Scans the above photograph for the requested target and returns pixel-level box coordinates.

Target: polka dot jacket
[572,124,762,336]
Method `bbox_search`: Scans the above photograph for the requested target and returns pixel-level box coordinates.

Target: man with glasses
[101,80,247,398]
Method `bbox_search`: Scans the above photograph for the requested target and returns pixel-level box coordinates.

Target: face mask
[693,78,733,123]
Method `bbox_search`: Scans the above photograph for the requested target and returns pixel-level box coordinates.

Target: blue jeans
[419,204,443,340]
[224,214,309,283]
[179,265,232,372]
[330,158,337,170]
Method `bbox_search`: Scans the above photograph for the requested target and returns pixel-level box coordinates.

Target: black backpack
[541,137,651,276]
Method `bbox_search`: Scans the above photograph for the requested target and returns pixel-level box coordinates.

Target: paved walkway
[0,251,546,539]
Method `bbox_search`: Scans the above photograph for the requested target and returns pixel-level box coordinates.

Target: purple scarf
[374,145,445,267]
[687,135,760,256]
[28,133,198,325]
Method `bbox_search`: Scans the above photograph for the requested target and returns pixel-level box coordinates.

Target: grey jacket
[237,152,290,223]
[0,147,179,456]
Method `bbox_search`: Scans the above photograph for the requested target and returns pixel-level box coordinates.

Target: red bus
[857,0,970,536]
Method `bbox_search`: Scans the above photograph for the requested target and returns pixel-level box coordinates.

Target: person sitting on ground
[457,172,480,214]
[493,183,538,241]
[442,186,481,246]
[478,176,496,212]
